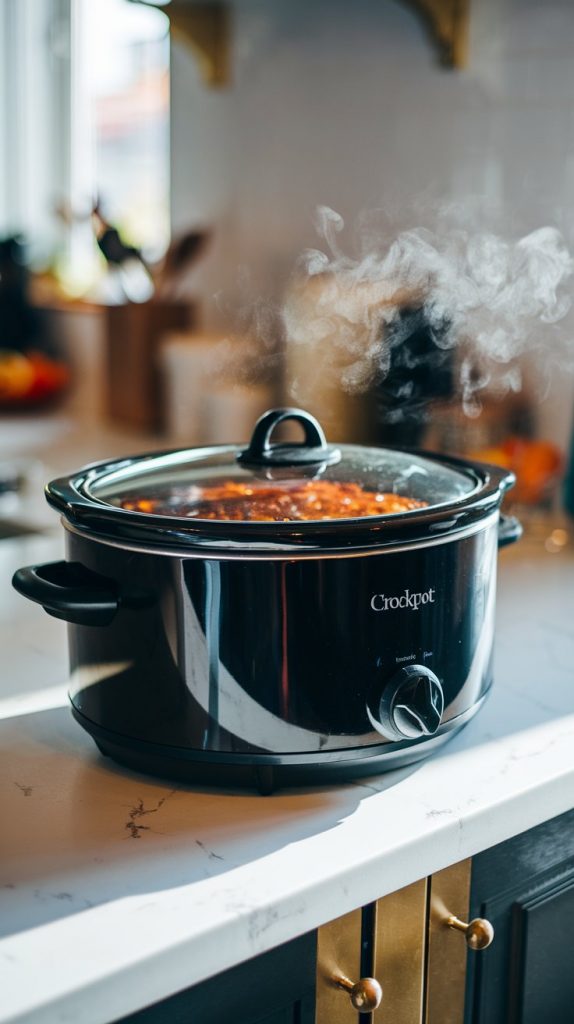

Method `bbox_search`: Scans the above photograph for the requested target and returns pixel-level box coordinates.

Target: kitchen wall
[171,0,574,451]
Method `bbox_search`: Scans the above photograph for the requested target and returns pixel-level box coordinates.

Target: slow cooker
[13,408,520,793]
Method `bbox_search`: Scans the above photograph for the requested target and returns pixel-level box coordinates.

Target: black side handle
[237,407,341,468]
[12,561,119,626]
[498,513,522,549]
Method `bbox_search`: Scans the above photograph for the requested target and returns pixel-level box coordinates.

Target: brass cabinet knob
[446,914,494,950]
[335,975,383,1012]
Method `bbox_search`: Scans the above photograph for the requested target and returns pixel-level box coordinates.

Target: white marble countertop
[1,494,574,1023]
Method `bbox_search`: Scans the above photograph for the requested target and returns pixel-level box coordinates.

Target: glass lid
[86,408,478,524]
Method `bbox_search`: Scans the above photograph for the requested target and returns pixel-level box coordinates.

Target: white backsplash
[171,0,574,451]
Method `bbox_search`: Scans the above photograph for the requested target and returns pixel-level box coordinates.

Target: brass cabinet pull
[445,914,494,950]
[334,975,383,1013]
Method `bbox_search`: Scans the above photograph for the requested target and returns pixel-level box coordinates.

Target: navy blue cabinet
[118,930,317,1024]
[466,809,574,1023]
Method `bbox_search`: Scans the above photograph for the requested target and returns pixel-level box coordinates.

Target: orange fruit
[0,351,35,400]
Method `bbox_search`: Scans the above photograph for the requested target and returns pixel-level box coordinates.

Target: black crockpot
[13,408,520,793]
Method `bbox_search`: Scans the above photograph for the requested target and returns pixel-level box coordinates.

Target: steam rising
[282,206,574,416]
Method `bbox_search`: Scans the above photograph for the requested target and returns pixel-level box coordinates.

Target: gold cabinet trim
[373,878,427,1024]
[317,860,475,1024]
[316,908,363,1024]
[426,857,472,1024]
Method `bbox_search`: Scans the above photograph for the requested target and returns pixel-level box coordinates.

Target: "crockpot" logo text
[370,588,436,612]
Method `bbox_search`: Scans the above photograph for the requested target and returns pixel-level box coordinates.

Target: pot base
[71,700,486,794]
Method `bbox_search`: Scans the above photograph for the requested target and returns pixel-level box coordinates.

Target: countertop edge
[2,747,573,1024]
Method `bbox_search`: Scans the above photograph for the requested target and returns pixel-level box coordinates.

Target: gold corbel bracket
[167,2,230,87]
[399,0,470,68]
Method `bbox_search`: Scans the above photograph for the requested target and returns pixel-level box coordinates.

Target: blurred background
[1,0,574,525]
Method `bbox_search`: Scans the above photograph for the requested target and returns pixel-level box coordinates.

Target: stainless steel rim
[62,510,500,561]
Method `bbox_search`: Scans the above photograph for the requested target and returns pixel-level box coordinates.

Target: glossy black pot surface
[12,408,520,792]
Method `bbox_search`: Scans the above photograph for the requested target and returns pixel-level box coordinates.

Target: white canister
[160,333,271,444]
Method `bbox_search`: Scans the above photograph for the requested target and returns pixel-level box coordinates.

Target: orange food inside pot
[120,479,427,522]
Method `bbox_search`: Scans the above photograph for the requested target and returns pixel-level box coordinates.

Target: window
[76,0,170,260]
[0,0,170,292]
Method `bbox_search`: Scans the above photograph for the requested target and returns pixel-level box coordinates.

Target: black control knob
[377,665,444,741]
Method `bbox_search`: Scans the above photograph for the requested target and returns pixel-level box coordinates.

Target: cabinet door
[315,881,428,1024]
[426,859,474,1024]
[513,872,574,1024]
[373,879,427,1024]
[316,908,364,1024]
[466,808,574,1024]
[315,880,427,1024]
[117,930,316,1024]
